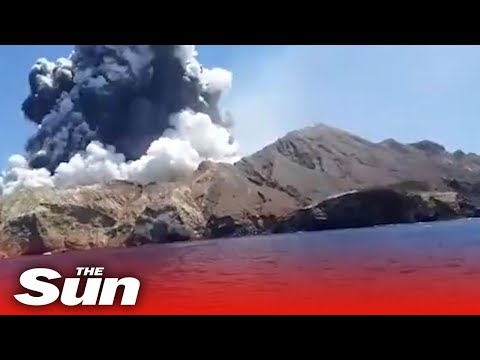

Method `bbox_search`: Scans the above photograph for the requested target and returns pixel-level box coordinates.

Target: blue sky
[1,45,480,170]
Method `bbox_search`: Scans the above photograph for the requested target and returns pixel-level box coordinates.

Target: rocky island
[1,123,480,258]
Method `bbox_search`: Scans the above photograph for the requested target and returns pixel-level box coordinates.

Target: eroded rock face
[126,189,205,245]
[0,182,148,256]
[274,188,478,233]
[0,162,299,258]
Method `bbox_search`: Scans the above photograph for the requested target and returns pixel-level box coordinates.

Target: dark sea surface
[1,218,480,314]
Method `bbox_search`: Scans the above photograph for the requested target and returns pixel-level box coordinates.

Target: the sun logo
[14,267,140,306]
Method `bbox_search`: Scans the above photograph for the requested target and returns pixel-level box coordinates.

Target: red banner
[1,249,480,315]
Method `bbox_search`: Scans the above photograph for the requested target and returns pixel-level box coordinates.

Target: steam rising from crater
[0,45,238,195]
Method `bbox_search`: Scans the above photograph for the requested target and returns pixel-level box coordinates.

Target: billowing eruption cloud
[0,45,238,195]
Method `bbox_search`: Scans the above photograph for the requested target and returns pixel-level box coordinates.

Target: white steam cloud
[1,110,239,195]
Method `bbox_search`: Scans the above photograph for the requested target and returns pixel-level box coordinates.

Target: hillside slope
[235,123,480,205]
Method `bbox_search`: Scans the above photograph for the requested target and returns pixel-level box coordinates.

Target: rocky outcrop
[274,187,480,233]
[0,162,299,258]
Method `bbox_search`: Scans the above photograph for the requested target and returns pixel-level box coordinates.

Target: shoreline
[2,216,478,262]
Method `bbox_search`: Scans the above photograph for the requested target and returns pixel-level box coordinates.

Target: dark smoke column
[22,45,232,173]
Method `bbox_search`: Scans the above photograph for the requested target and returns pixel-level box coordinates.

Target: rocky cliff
[0,162,299,257]
[274,187,479,233]
[2,123,480,258]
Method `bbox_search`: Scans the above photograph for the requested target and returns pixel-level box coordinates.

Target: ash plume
[0,45,238,195]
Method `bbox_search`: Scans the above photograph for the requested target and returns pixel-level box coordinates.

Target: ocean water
[1,218,480,314]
